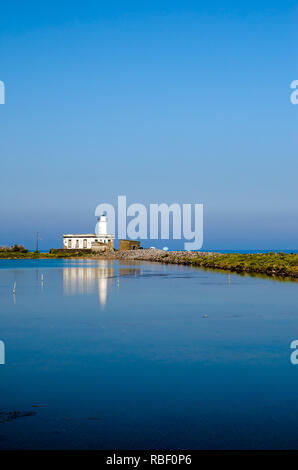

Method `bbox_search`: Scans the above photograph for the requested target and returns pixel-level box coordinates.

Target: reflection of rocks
[0,410,36,424]
[63,262,141,308]
[119,268,140,277]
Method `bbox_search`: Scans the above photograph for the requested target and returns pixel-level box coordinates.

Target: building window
[83,239,87,249]
[68,239,72,249]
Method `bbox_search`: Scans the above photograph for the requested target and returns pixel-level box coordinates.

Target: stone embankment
[117,249,214,263]
[116,249,298,279]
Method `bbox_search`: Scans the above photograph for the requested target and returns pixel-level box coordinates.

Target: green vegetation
[0,251,95,259]
[0,250,45,259]
[157,252,298,278]
[11,244,29,253]
[0,244,30,257]
[49,249,93,258]
[0,247,105,259]
[0,246,94,259]
[189,252,298,278]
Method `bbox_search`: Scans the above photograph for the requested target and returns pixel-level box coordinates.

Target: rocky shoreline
[116,249,298,279]
[116,248,211,262]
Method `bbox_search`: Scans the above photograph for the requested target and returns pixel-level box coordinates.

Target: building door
[68,239,72,249]
[83,239,87,249]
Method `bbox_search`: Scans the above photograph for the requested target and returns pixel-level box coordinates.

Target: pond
[0,259,297,449]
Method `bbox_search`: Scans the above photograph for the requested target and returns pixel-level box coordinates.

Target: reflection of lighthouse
[63,262,142,308]
[98,274,108,307]
[96,260,110,308]
[63,262,114,309]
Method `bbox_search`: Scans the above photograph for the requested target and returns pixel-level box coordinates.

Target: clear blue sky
[0,0,297,250]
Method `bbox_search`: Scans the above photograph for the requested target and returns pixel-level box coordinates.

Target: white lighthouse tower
[63,212,114,250]
[96,213,108,235]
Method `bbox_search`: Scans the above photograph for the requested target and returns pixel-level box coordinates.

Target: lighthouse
[96,213,108,235]
[63,212,114,250]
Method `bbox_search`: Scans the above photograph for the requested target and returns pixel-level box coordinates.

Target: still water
[0,259,297,449]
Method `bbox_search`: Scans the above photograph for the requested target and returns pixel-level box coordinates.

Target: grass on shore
[187,252,298,278]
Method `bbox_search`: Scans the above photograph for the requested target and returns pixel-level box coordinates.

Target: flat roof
[63,234,114,238]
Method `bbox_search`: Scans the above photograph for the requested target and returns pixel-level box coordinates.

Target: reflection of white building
[63,261,114,308]
[63,214,114,250]
[63,262,141,308]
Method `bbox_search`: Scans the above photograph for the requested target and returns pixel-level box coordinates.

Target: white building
[63,214,114,250]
